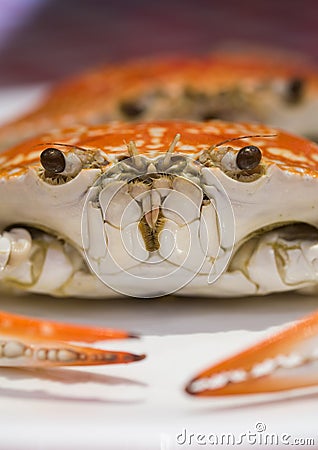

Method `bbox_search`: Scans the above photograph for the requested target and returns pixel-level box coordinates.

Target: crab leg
[186,310,318,396]
[0,311,145,368]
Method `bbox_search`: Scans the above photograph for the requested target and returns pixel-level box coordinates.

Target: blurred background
[0,0,317,87]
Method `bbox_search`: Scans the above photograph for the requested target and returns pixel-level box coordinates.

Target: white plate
[0,88,317,449]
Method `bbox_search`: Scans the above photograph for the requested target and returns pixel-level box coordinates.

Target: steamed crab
[1,119,317,298]
[0,119,317,389]
[0,50,318,394]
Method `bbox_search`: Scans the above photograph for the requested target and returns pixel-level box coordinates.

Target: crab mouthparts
[81,164,234,297]
[139,208,164,252]
[96,172,217,261]
[144,208,160,231]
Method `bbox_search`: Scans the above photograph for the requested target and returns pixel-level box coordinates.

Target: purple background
[0,0,317,86]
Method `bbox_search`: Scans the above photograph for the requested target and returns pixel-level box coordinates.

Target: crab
[0,118,317,390]
[0,52,317,390]
[1,119,317,299]
[0,51,318,152]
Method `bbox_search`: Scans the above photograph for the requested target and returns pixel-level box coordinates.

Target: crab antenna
[37,143,92,152]
[127,140,143,169]
[210,134,277,151]
[163,133,181,168]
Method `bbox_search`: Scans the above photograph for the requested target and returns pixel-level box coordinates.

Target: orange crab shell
[0,120,318,179]
[0,51,318,149]
[38,51,318,112]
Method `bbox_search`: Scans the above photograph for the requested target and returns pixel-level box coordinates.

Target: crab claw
[0,311,145,368]
[186,310,318,396]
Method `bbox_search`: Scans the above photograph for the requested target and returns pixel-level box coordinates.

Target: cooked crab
[0,118,317,375]
[0,51,318,151]
[0,120,317,301]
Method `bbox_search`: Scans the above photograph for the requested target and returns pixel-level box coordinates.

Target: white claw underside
[0,228,32,271]
[0,235,10,270]
[32,242,73,293]
[192,356,318,393]
[282,241,318,284]
[237,232,318,293]
[185,301,318,396]
[0,339,80,367]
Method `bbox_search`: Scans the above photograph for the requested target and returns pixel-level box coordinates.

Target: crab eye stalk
[40,148,66,174]
[40,146,83,181]
[236,145,262,170]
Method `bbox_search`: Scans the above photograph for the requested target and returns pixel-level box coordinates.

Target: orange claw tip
[0,311,138,343]
[77,350,147,366]
[185,310,318,397]
[123,353,146,363]
[127,333,141,339]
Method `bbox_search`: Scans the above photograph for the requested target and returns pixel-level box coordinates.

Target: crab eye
[236,145,262,170]
[40,148,66,173]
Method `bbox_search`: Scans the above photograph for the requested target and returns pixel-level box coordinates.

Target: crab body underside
[0,120,317,299]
